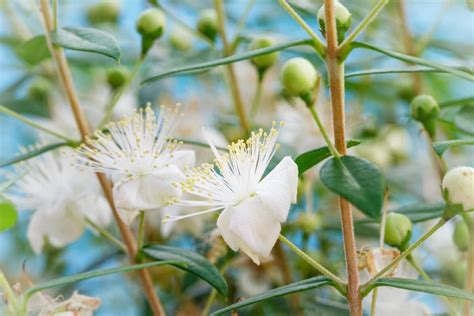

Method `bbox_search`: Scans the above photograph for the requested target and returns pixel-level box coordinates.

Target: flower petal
[166,150,196,170]
[217,196,281,265]
[27,207,85,254]
[77,195,112,227]
[257,156,298,222]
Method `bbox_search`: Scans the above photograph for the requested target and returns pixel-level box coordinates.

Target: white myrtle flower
[442,166,474,212]
[5,148,111,254]
[166,124,298,265]
[75,105,195,224]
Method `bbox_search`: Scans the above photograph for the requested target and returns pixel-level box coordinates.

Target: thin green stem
[0,105,76,143]
[249,72,264,124]
[231,0,256,49]
[86,218,126,253]
[98,59,143,129]
[0,270,22,314]
[52,0,58,30]
[176,138,227,152]
[339,0,388,59]
[137,211,146,251]
[201,259,232,315]
[308,106,340,158]
[278,0,326,58]
[278,234,346,289]
[370,288,378,316]
[363,218,446,288]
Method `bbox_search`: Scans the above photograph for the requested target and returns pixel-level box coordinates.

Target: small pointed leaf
[0,201,17,232]
[433,139,474,157]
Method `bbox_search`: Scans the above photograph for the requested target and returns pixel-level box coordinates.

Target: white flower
[5,148,111,254]
[166,124,298,264]
[75,105,195,224]
[442,166,474,211]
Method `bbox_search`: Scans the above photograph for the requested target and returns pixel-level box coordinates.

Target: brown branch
[39,1,165,314]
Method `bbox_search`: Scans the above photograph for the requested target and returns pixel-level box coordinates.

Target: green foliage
[16,36,51,66]
[142,244,228,296]
[0,201,17,232]
[52,27,121,61]
[433,139,474,157]
[454,106,474,134]
[0,142,73,168]
[320,156,384,219]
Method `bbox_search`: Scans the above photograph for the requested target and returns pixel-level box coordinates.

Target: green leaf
[295,140,361,175]
[352,42,474,82]
[454,106,474,134]
[141,39,312,85]
[52,27,121,61]
[345,67,472,79]
[433,139,474,157]
[24,260,182,300]
[0,142,72,168]
[142,244,228,296]
[363,278,474,301]
[0,201,17,232]
[391,202,445,223]
[439,96,474,109]
[15,35,51,66]
[320,156,384,219]
[210,277,334,315]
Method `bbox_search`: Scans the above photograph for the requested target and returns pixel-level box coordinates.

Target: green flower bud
[169,28,193,52]
[86,1,120,25]
[249,37,279,73]
[280,57,319,103]
[106,65,130,89]
[317,1,352,43]
[453,220,469,252]
[28,78,51,100]
[410,94,440,137]
[197,9,218,41]
[443,166,474,212]
[295,212,322,234]
[136,8,166,39]
[384,212,413,250]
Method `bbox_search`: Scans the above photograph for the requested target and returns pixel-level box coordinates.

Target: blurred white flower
[5,149,111,254]
[442,166,474,211]
[167,124,298,264]
[360,248,431,316]
[75,106,195,224]
[39,291,101,316]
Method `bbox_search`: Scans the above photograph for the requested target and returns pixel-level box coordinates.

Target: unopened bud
[384,212,413,250]
[249,37,279,73]
[28,78,51,100]
[136,8,166,56]
[410,94,440,137]
[106,66,130,89]
[86,1,120,25]
[280,57,319,103]
[442,166,474,212]
[317,1,352,43]
[295,212,321,234]
[197,9,218,41]
[169,28,193,52]
[453,220,469,252]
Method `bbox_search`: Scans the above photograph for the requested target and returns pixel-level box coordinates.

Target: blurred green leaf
[454,106,474,134]
[352,42,474,82]
[0,142,72,168]
[320,156,384,219]
[363,278,474,301]
[15,35,51,66]
[141,39,312,85]
[295,140,360,175]
[211,277,334,315]
[345,67,471,79]
[440,96,474,108]
[52,27,121,61]
[0,201,17,232]
[433,139,474,157]
[392,202,445,223]
[24,260,182,300]
[142,244,228,296]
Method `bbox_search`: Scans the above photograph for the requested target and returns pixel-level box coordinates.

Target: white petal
[27,207,85,254]
[113,165,185,223]
[167,150,196,170]
[257,156,298,222]
[217,196,281,265]
[77,195,112,227]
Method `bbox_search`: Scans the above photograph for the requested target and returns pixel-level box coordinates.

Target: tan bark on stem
[324,0,362,315]
[39,1,165,315]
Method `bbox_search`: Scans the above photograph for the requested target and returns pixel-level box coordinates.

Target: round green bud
[28,78,51,100]
[280,58,319,101]
[410,94,440,137]
[453,220,469,252]
[86,1,120,25]
[197,9,218,41]
[384,212,413,250]
[317,1,352,43]
[249,37,279,72]
[169,28,193,52]
[136,8,166,40]
[106,65,130,89]
[295,212,322,234]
